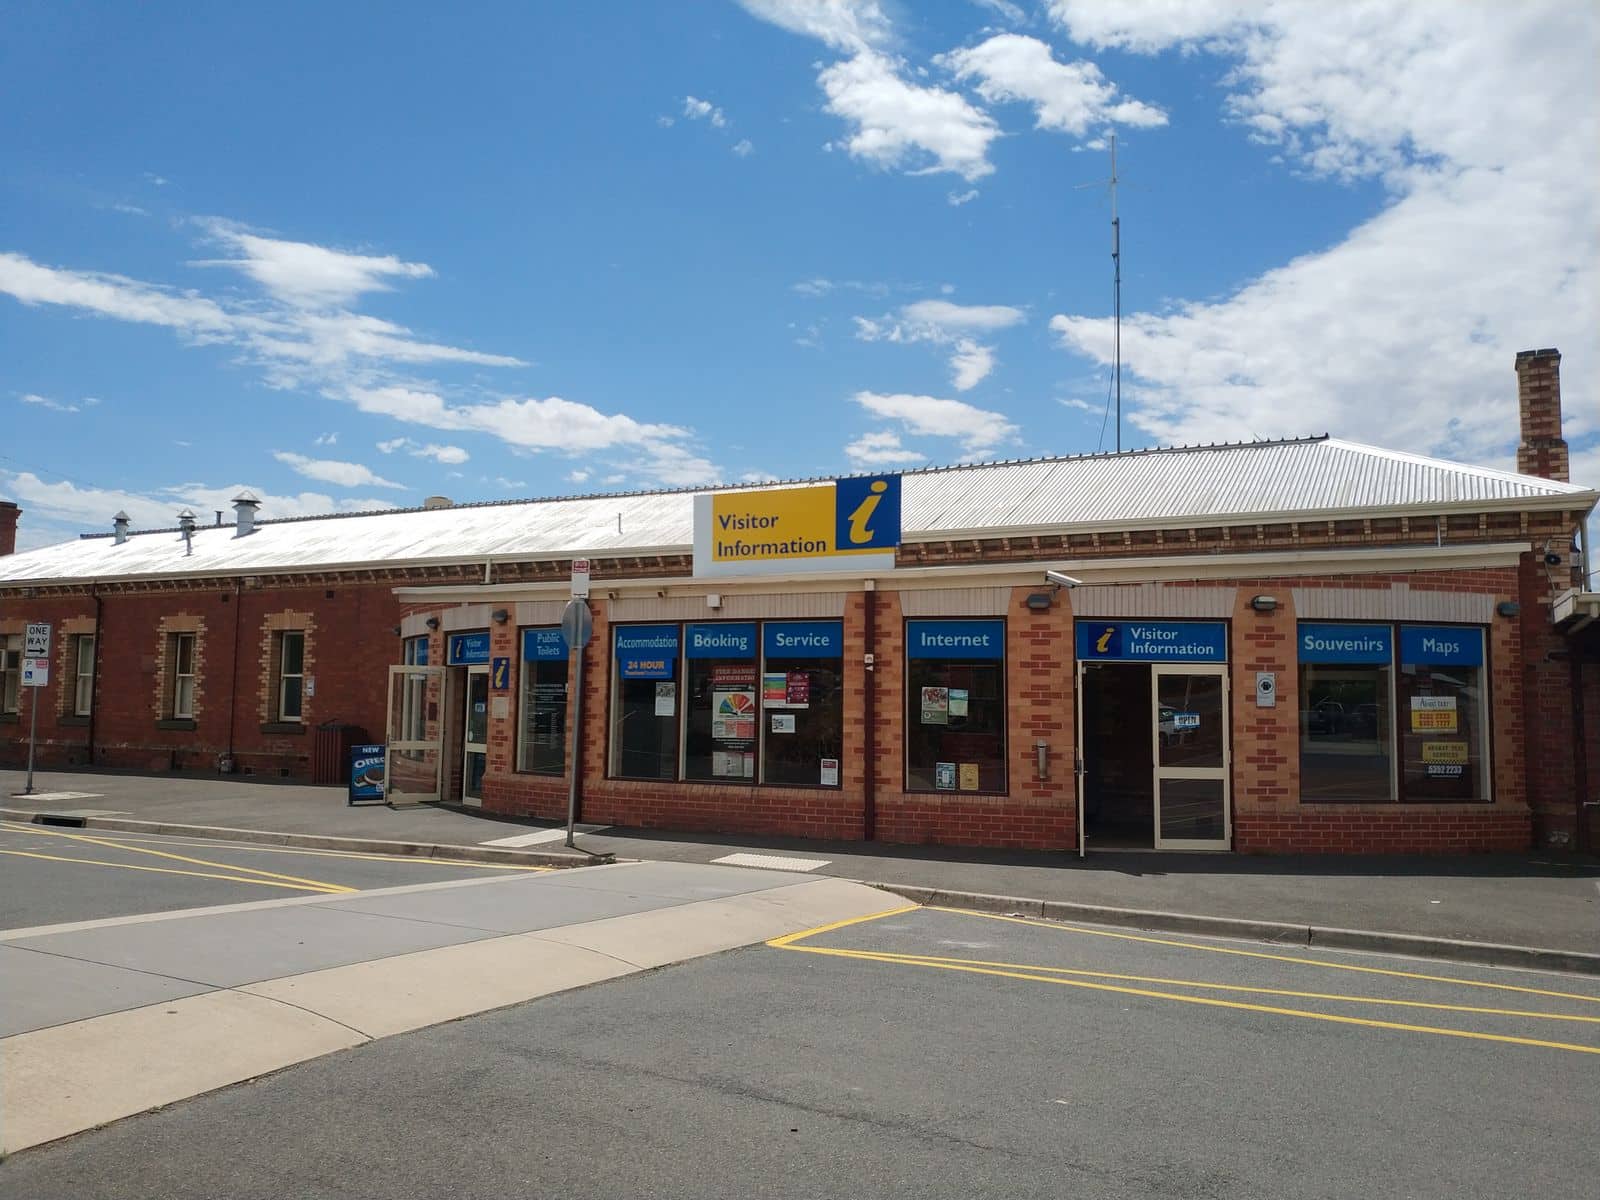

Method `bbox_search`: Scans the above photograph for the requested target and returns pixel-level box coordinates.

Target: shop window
[684,623,759,782]
[518,627,569,775]
[1397,625,1488,802]
[761,621,844,788]
[610,624,680,780]
[170,632,197,719]
[905,619,1007,794]
[1297,623,1394,802]
[1,634,19,714]
[73,633,96,716]
[277,631,305,721]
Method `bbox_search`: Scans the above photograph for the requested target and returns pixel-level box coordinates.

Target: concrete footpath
[7,768,1600,970]
[0,858,899,1153]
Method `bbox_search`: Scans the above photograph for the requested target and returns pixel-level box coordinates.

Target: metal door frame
[1074,660,1087,858]
[462,664,490,808]
[385,664,444,804]
[1151,664,1231,850]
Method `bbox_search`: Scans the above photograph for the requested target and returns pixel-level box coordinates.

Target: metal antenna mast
[1110,132,1121,453]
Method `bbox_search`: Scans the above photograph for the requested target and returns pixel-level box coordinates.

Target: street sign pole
[23,681,39,795]
[560,597,595,848]
[22,622,50,796]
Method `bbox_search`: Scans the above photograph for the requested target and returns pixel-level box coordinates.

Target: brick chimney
[0,501,18,557]
[1514,348,1569,482]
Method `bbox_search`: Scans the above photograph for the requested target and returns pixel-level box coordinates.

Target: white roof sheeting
[2,436,1592,585]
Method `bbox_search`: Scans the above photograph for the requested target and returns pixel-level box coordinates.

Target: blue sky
[3,1,1596,551]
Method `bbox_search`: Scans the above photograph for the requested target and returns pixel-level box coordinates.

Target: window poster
[654,681,676,717]
[763,673,788,706]
[712,749,755,778]
[958,762,979,791]
[786,671,810,706]
[713,689,757,740]
[820,758,839,786]
[770,712,796,734]
[935,761,957,789]
[1410,695,1457,732]
[921,686,949,725]
[947,688,968,718]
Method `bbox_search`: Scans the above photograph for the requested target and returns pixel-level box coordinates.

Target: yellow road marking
[777,943,1600,1056]
[810,946,1600,1026]
[925,907,1600,1005]
[766,903,920,949]
[0,821,549,872]
[0,849,347,894]
[0,824,357,894]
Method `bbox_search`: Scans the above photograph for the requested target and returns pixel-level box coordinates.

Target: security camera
[1045,570,1082,589]
[1544,552,1563,567]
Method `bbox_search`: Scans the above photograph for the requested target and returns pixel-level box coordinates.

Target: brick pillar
[0,501,19,556]
[1514,348,1568,482]
[1230,586,1298,850]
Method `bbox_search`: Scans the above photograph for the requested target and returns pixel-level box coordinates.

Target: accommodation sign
[1075,620,1228,663]
[692,476,900,578]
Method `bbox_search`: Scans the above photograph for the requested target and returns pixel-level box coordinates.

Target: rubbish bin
[312,721,366,786]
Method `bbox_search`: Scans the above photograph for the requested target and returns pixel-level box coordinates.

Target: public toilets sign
[1075,620,1228,663]
[692,476,900,578]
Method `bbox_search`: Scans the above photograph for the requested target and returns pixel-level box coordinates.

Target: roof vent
[233,491,261,538]
[177,508,197,556]
[113,510,131,546]
[422,495,453,510]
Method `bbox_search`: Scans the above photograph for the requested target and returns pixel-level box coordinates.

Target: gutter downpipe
[87,585,102,765]
[863,579,877,841]
[224,578,242,771]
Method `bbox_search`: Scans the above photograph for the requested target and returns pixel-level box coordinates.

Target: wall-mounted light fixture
[1250,594,1278,613]
[424,616,440,631]
[392,625,402,637]
[1025,592,1053,611]
[491,608,510,625]
[706,593,722,610]
[1495,600,1521,618]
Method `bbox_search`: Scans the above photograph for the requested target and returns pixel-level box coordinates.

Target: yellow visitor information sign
[693,476,901,577]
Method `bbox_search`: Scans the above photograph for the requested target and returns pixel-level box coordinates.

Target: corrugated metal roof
[2,436,1591,585]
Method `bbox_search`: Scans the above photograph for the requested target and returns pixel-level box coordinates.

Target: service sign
[692,475,900,578]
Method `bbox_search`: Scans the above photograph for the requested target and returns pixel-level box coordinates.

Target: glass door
[386,664,444,803]
[1152,666,1230,850]
[462,665,490,807]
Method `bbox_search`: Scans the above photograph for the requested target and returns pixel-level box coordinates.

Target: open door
[1152,665,1231,849]
[386,663,444,804]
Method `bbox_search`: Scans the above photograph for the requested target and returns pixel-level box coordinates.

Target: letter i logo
[1095,627,1115,654]
[847,480,888,545]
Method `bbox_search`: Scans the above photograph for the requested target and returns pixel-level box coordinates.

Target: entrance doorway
[462,665,489,807]
[1077,662,1232,851]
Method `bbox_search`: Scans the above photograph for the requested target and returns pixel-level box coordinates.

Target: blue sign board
[616,624,679,679]
[348,743,386,805]
[764,620,843,659]
[1298,623,1393,664]
[491,657,510,690]
[686,622,757,659]
[447,632,491,666]
[833,474,901,551]
[1400,625,1483,666]
[522,627,568,661]
[907,619,1005,660]
[1075,620,1228,663]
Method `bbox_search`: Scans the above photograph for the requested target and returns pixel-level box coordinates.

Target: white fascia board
[394,541,1534,602]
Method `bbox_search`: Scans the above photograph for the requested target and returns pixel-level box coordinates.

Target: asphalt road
[0,819,550,929]
[4,905,1596,1199]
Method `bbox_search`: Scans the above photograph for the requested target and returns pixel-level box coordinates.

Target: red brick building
[3,350,1595,855]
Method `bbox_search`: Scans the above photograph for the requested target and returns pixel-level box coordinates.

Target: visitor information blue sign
[1075,620,1227,663]
[906,620,1005,660]
[522,627,568,661]
[1298,623,1392,664]
[685,623,757,659]
[616,625,679,679]
[764,621,843,659]
[1400,625,1483,666]
[447,632,491,666]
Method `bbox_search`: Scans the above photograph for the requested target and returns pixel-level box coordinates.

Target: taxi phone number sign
[1410,695,1457,732]
[692,476,900,578]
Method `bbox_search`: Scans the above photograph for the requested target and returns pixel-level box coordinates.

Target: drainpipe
[224,578,242,771]
[87,586,102,764]
[863,579,877,841]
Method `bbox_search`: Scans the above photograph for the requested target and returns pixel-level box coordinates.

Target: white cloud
[313,431,339,446]
[1044,1,1599,475]
[19,393,84,414]
[683,96,728,128]
[656,114,675,127]
[818,50,999,181]
[491,476,527,490]
[901,299,1025,331]
[853,391,1018,456]
[193,221,434,309]
[567,469,591,484]
[792,278,835,296]
[735,0,892,54]
[844,429,925,466]
[972,0,1026,24]
[740,470,781,483]
[941,34,1166,136]
[0,252,239,335]
[273,451,405,489]
[949,340,995,392]
[855,299,1024,390]
[947,188,979,206]
[732,138,755,157]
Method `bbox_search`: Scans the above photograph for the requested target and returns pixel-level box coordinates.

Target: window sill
[0,713,19,725]
[157,718,198,731]
[259,721,306,735]
[60,715,91,727]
